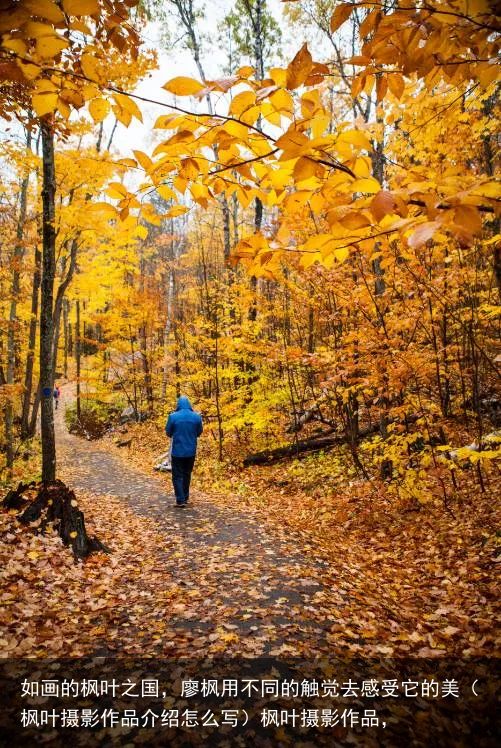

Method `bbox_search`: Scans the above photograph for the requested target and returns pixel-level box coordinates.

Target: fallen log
[243,431,344,466]
[3,480,109,559]
[244,415,424,467]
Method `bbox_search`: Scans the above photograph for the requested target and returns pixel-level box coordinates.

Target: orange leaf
[371,190,395,221]
[330,3,353,33]
[286,43,313,90]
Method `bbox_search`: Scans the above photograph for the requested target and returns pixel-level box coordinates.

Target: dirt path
[54,391,347,657]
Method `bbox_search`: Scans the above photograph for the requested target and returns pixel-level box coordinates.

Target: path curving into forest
[53,387,348,658]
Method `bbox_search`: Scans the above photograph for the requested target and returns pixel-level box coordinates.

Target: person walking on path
[53,384,61,410]
[165,395,203,507]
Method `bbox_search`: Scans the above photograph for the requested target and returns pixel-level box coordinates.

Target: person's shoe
[175,502,186,508]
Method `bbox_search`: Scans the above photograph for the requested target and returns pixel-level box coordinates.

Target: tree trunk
[162,266,175,402]
[52,238,78,376]
[481,88,501,302]
[5,129,31,471]
[76,298,81,421]
[63,298,69,378]
[140,323,154,411]
[247,0,265,322]
[221,194,231,263]
[40,122,57,482]
[214,305,224,460]
[21,245,41,440]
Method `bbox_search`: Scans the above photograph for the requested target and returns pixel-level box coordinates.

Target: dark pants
[171,455,195,505]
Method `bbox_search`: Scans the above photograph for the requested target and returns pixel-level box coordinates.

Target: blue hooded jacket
[165,396,203,457]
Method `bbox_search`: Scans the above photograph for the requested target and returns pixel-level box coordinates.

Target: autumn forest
[0,0,500,744]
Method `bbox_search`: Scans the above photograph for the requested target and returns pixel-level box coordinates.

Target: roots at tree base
[3,479,109,559]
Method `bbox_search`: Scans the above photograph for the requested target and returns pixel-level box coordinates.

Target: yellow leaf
[220,632,239,644]
[23,21,55,38]
[302,234,338,255]
[179,157,200,181]
[351,177,381,194]
[106,182,127,199]
[62,0,99,14]
[269,88,294,116]
[156,184,176,201]
[57,97,71,119]
[164,205,189,218]
[472,181,501,199]
[163,76,205,96]
[28,551,39,560]
[339,211,371,230]
[330,3,353,33]
[17,60,40,80]
[229,90,256,118]
[237,64,255,78]
[293,156,319,182]
[136,225,148,239]
[88,202,118,219]
[333,246,350,263]
[35,35,68,58]
[133,149,152,172]
[82,82,99,100]
[338,129,372,151]
[190,182,210,206]
[115,93,142,123]
[153,114,178,129]
[69,531,78,539]
[141,203,162,225]
[113,103,131,127]
[223,120,249,140]
[24,0,65,23]
[32,91,58,117]
[276,129,309,158]
[89,97,110,122]
[35,79,57,93]
[81,52,100,82]
[117,158,138,168]
[2,38,28,56]
[477,61,499,88]
[270,167,292,192]
[300,250,322,269]
[269,66,287,87]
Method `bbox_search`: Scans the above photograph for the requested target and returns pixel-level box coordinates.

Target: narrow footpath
[54,392,348,658]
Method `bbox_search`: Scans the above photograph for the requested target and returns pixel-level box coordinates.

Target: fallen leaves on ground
[98,420,500,659]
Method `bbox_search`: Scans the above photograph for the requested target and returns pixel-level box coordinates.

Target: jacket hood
[176,395,193,411]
